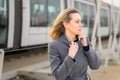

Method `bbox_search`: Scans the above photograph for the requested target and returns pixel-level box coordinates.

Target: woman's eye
[76,21,79,23]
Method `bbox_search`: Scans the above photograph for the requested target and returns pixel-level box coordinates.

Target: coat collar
[58,34,80,47]
[58,34,70,46]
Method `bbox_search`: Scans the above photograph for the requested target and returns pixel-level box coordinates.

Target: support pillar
[0,49,4,80]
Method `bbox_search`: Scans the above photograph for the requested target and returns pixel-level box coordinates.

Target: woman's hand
[78,33,87,47]
[68,41,78,59]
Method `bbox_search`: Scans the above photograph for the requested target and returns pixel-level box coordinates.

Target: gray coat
[48,34,101,80]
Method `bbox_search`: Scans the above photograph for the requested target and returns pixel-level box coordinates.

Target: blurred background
[0,0,120,80]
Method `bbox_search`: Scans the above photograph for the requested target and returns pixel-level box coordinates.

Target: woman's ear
[63,21,68,28]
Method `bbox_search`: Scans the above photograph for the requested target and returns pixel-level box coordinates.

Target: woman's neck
[65,31,75,42]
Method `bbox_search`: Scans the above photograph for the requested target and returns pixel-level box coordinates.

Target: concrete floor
[90,64,120,80]
[3,52,48,73]
[3,51,120,80]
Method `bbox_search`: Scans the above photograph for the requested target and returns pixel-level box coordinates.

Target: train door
[113,11,119,35]
[0,0,15,49]
[21,0,64,47]
[0,0,8,48]
[88,4,95,40]
[8,0,16,49]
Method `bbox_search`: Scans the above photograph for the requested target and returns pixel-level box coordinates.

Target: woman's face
[65,13,83,36]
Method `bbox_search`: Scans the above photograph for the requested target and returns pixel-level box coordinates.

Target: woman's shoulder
[48,40,59,47]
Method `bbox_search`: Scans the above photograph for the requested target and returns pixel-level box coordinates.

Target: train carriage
[0,0,120,52]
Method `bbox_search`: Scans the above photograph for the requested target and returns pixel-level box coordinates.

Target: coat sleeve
[48,41,76,80]
[83,38,101,70]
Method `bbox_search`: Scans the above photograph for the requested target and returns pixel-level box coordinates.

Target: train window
[74,1,80,11]
[30,0,61,27]
[80,3,88,27]
[114,12,118,24]
[119,14,120,27]
[0,0,6,8]
[0,0,7,48]
[119,14,120,34]
[100,8,108,27]
[48,0,60,25]
[30,0,47,26]
[88,5,95,39]
[88,5,94,28]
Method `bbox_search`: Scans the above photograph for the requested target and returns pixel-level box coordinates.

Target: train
[0,0,120,52]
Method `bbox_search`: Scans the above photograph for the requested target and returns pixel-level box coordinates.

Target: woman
[48,8,101,80]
